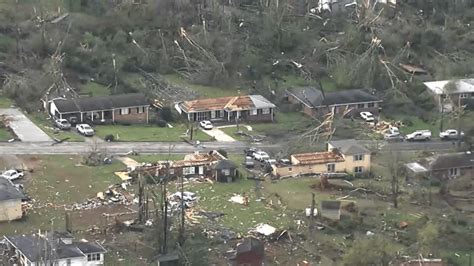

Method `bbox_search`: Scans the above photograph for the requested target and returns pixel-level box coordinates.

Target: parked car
[54,118,71,130]
[405,130,431,141]
[384,127,403,141]
[253,150,270,162]
[244,148,257,157]
[439,129,464,140]
[278,159,291,165]
[1,169,24,181]
[244,156,255,168]
[360,112,375,122]
[199,120,213,130]
[76,124,95,136]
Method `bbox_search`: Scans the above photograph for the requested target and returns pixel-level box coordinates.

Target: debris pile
[66,182,134,211]
[373,120,404,134]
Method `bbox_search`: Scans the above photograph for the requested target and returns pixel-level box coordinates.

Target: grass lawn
[0,155,125,236]
[0,127,13,141]
[0,93,13,108]
[251,111,314,137]
[130,154,184,163]
[163,74,240,98]
[27,112,85,142]
[80,81,110,96]
[219,126,252,142]
[94,124,213,142]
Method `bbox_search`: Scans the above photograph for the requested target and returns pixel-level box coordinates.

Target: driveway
[0,109,52,142]
[200,128,236,142]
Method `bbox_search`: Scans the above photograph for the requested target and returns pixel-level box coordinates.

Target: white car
[1,169,24,181]
[76,124,95,136]
[199,120,213,130]
[360,112,375,122]
[439,129,464,140]
[253,151,270,162]
[405,130,431,141]
[383,127,403,141]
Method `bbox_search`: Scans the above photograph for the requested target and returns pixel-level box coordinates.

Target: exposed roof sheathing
[179,95,275,113]
[292,151,344,165]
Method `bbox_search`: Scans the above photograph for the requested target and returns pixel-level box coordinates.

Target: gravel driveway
[0,108,52,142]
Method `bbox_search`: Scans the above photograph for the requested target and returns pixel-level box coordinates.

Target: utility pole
[178,175,185,245]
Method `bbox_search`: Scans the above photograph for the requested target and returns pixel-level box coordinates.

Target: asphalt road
[0,139,459,155]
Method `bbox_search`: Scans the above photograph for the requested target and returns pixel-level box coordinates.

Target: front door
[198,166,204,175]
[211,111,216,119]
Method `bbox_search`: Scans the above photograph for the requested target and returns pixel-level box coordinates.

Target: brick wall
[113,106,148,124]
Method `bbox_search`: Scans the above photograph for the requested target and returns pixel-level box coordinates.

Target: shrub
[402,118,413,127]
[160,107,175,122]
[104,134,115,142]
[156,120,167,127]
[217,149,228,158]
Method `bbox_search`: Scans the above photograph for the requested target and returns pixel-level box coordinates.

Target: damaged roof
[292,151,344,165]
[287,87,380,108]
[178,95,275,113]
[52,93,149,113]
[424,79,474,95]
[425,152,474,170]
[0,178,24,201]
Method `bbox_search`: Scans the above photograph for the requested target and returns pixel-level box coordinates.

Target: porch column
[101,111,104,122]
[59,113,62,119]
[91,112,94,122]
[271,108,274,121]
[80,112,83,122]
[187,113,191,121]
[112,109,115,123]
[227,111,231,122]
[146,107,149,124]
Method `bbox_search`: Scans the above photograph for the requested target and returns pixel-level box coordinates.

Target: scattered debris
[252,223,276,236]
[229,194,245,205]
[305,208,318,217]
[366,231,375,236]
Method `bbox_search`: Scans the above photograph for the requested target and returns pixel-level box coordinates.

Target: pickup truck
[384,126,403,141]
[439,129,464,140]
[405,130,431,141]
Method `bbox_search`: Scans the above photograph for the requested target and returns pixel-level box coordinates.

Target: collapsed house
[272,139,371,178]
[3,231,106,265]
[140,151,238,183]
[0,178,25,222]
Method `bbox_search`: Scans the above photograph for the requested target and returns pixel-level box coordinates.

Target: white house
[3,231,106,265]
[424,79,474,111]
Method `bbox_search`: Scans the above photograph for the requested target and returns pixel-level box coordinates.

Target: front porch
[59,110,115,124]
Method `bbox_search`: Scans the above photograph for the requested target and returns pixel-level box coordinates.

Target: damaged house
[176,95,276,123]
[142,151,238,183]
[405,151,474,180]
[272,139,371,178]
[3,231,106,265]
[48,93,150,124]
[0,178,24,222]
[424,78,474,112]
[286,87,381,118]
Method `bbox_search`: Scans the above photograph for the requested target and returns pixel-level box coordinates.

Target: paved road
[0,139,459,155]
[0,109,52,142]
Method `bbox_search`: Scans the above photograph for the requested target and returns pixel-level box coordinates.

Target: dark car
[244,147,257,157]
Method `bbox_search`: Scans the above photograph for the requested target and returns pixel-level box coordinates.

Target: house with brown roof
[272,139,371,178]
[176,95,276,123]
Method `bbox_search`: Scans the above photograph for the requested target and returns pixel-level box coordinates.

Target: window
[357,103,365,108]
[88,253,101,261]
[353,154,364,161]
[222,169,231,176]
[327,163,335,172]
[250,109,258,116]
[459,93,469,99]
[219,110,224,117]
[288,167,292,172]
[354,166,363,173]
[183,167,195,175]
[120,108,129,115]
[137,107,144,114]
[368,102,375,108]
[169,169,175,175]
[66,259,71,266]
[262,108,270,115]
[449,168,459,177]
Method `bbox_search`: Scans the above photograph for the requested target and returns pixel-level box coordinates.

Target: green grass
[94,124,213,142]
[0,127,13,141]
[163,74,240,98]
[219,126,252,142]
[80,81,110,96]
[0,155,125,236]
[130,154,184,163]
[0,93,13,108]
[251,111,314,137]
[27,112,85,142]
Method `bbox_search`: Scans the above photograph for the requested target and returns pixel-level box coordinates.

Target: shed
[212,159,238,183]
[234,237,264,266]
[321,200,342,221]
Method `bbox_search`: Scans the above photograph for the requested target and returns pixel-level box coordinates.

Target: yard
[80,81,110,96]
[0,126,13,141]
[94,124,214,142]
[163,74,240,98]
[0,93,13,108]
[27,112,85,142]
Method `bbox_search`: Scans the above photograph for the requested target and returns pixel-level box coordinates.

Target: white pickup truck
[405,130,431,141]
